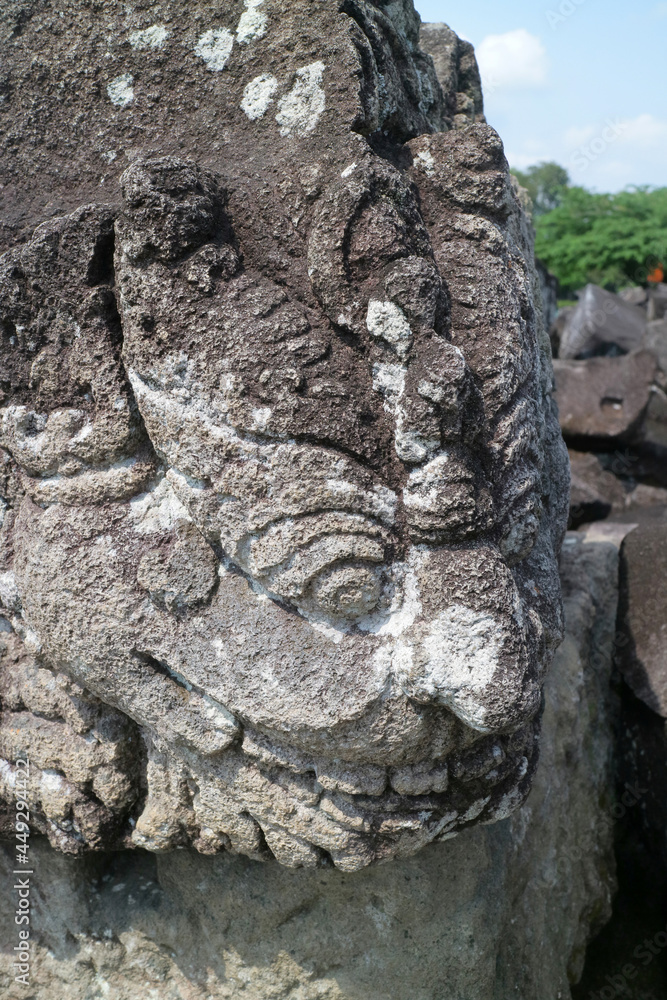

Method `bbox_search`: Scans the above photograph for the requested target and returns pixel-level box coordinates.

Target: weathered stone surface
[559,284,647,361]
[554,350,657,443]
[643,318,667,383]
[0,535,619,999]
[620,286,648,308]
[0,628,141,852]
[0,1,569,869]
[419,22,486,128]
[550,304,576,358]
[568,449,627,529]
[616,506,667,717]
[648,282,667,321]
[537,259,559,334]
[623,481,667,509]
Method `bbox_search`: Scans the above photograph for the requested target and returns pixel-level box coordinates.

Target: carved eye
[238,512,391,622]
[305,563,385,620]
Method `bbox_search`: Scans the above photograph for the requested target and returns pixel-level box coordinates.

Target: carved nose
[393,605,540,735]
[372,360,443,465]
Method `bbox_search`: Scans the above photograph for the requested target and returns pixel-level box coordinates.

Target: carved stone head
[0,0,569,869]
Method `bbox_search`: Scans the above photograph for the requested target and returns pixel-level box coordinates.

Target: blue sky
[414,0,667,192]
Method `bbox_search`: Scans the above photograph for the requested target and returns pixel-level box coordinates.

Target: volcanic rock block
[559,284,647,361]
[616,506,667,718]
[620,286,649,308]
[643,319,667,383]
[568,450,627,529]
[0,0,569,869]
[419,21,486,127]
[554,350,657,444]
[0,533,619,1000]
[648,282,667,321]
[537,259,559,333]
[550,304,576,358]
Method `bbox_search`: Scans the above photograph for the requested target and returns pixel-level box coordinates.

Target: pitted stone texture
[0,2,568,869]
[0,536,619,999]
[0,0,446,252]
[616,507,667,717]
[419,21,486,128]
[0,631,142,853]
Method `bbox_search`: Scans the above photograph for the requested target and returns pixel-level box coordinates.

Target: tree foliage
[511,161,570,216]
[533,185,667,296]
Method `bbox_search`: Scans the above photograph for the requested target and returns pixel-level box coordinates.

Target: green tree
[511,161,570,216]
[534,185,667,296]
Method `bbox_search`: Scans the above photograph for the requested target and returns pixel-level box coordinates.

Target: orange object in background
[647,264,664,283]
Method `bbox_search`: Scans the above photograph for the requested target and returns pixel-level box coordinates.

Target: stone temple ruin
[7,4,657,999]
[0,0,569,872]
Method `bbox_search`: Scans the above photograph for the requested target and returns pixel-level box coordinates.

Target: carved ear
[0,205,155,505]
[306,159,431,337]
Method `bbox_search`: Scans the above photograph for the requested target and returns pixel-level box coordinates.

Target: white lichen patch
[403,455,450,512]
[359,549,424,638]
[0,570,20,612]
[461,797,491,823]
[372,362,438,463]
[341,162,357,178]
[250,407,272,432]
[241,74,279,120]
[195,28,234,72]
[276,61,326,137]
[414,147,436,177]
[396,604,503,730]
[372,362,406,410]
[130,478,192,535]
[129,24,169,50]
[107,74,134,108]
[236,0,267,44]
[366,300,413,358]
[394,414,440,464]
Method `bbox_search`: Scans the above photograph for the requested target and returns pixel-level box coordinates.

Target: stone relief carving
[0,0,569,870]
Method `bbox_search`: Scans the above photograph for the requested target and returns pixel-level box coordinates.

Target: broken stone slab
[648,282,667,321]
[643,319,667,382]
[620,286,649,308]
[0,533,620,1000]
[634,382,667,452]
[568,450,627,529]
[616,506,667,718]
[537,259,559,334]
[554,350,658,443]
[550,304,576,358]
[622,482,667,510]
[559,284,647,361]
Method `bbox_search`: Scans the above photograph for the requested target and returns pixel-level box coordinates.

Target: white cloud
[620,113,667,146]
[476,29,548,92]
[564,125,596,148]
[507,152,548,171]
[561,114,667,189]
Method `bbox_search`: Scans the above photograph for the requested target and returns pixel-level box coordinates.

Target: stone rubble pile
[553,282,667,486]
[550,279,667,996]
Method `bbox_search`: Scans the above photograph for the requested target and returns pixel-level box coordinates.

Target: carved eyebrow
[252,533,388,603]
[243,512,391,574]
